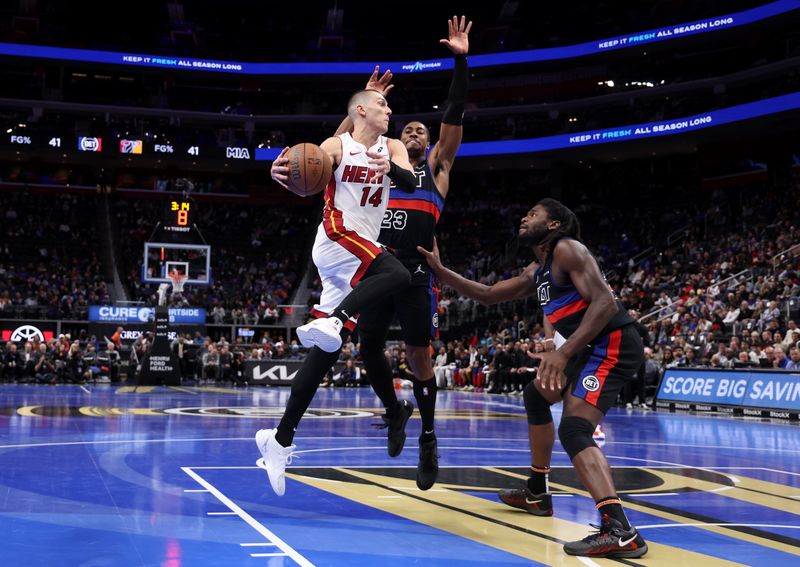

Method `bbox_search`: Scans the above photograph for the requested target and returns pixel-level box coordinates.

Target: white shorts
[310,223,383,324]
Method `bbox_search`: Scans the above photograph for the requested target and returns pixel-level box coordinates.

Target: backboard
[143,242,211,286]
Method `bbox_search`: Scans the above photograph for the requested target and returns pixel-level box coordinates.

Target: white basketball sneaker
[296,317,343,352]
[255,428,296,496]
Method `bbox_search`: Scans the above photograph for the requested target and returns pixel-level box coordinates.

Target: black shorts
[565,324,643,414]
[357,282,438,347]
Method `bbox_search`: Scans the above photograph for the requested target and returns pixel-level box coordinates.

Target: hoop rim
[167,270,187,292]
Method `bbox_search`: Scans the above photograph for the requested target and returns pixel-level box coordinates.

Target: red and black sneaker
[497,486,553,516]
[564,515,648,558]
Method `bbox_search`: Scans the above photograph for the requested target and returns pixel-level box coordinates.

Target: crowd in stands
[0,332,121,384]
[0,191,111,320]
[428,171,800,374]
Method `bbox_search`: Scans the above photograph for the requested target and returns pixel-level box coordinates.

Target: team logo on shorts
[432,312,439,328]
[582,375,600,392]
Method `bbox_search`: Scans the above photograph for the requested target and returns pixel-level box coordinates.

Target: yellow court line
[167,386,200,395]
[16,406,42,417]
[290,468,745,567]
[488,467,800,557]
[115,386,157,394]
[652,468,800,516]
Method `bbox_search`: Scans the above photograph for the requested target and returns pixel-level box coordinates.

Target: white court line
[623,492,679,496]
[183,489,209,493]
[577,556,603,567]
[79,385,91,394]
[757,467,800,478]
[4,437,799,484]
[4,436,800,456]
[207,511,237,516]
[240,543,278,547]
[638,522,800,530]
[182,467,314,567]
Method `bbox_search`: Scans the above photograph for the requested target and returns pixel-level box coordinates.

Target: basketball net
[157,271,187,306]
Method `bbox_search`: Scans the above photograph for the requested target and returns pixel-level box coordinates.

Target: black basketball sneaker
[497,486,553,516]
[416,435,439,490]
[563,515,648,558]
[374,399,414,457]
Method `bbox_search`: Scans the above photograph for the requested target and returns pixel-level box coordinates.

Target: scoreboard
[163,199,193,233]
[3,132,269,161]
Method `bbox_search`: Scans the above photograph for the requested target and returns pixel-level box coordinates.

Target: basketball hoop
[168,270,187,294]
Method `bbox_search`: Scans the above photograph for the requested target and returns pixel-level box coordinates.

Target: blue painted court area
[0,384,798,566]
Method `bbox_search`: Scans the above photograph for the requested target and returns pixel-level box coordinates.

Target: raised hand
[366,65,394,97]
[440,15,472,55]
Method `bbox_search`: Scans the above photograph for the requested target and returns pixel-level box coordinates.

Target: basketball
[285,143,332,197]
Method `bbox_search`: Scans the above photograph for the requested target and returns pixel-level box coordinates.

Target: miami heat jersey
[534,238,633,342]
[322,132,391,243]
[379,160,444,278]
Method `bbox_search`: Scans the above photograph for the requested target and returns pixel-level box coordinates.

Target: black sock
[332,253,410,323]
[276,346,340,446]
[361,347,397,411]
[596,497,631,530]
[413,377,437,437]
[527,465,550,494]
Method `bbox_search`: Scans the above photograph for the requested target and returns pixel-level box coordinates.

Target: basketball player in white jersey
[256,88,419,496]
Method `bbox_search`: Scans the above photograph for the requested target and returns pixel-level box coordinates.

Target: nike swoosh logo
[525,498,542,505]
[349,151,361,155]
[618,534,638,547]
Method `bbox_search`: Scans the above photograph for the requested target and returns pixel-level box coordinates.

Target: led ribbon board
[0,1,795,75]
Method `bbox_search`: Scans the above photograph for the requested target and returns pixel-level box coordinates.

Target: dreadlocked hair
[537,198,582,255]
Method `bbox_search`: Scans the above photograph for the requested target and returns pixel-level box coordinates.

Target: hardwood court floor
[0,384,798,566]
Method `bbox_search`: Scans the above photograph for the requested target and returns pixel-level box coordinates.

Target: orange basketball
[285,143,332,197]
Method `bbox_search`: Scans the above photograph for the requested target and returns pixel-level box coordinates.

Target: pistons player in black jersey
[334,16,471,491]
[418,199,648,559]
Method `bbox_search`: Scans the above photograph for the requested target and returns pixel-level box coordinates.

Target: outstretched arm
[418,239,537,305]
[429,15,471,197]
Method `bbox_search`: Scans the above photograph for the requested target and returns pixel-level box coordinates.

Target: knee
[557,416,597,460]
[523,381,553,425]
[407,345,432,374]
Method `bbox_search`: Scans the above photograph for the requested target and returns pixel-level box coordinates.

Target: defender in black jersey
[419,199,647,559]
[342,16,471,491]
